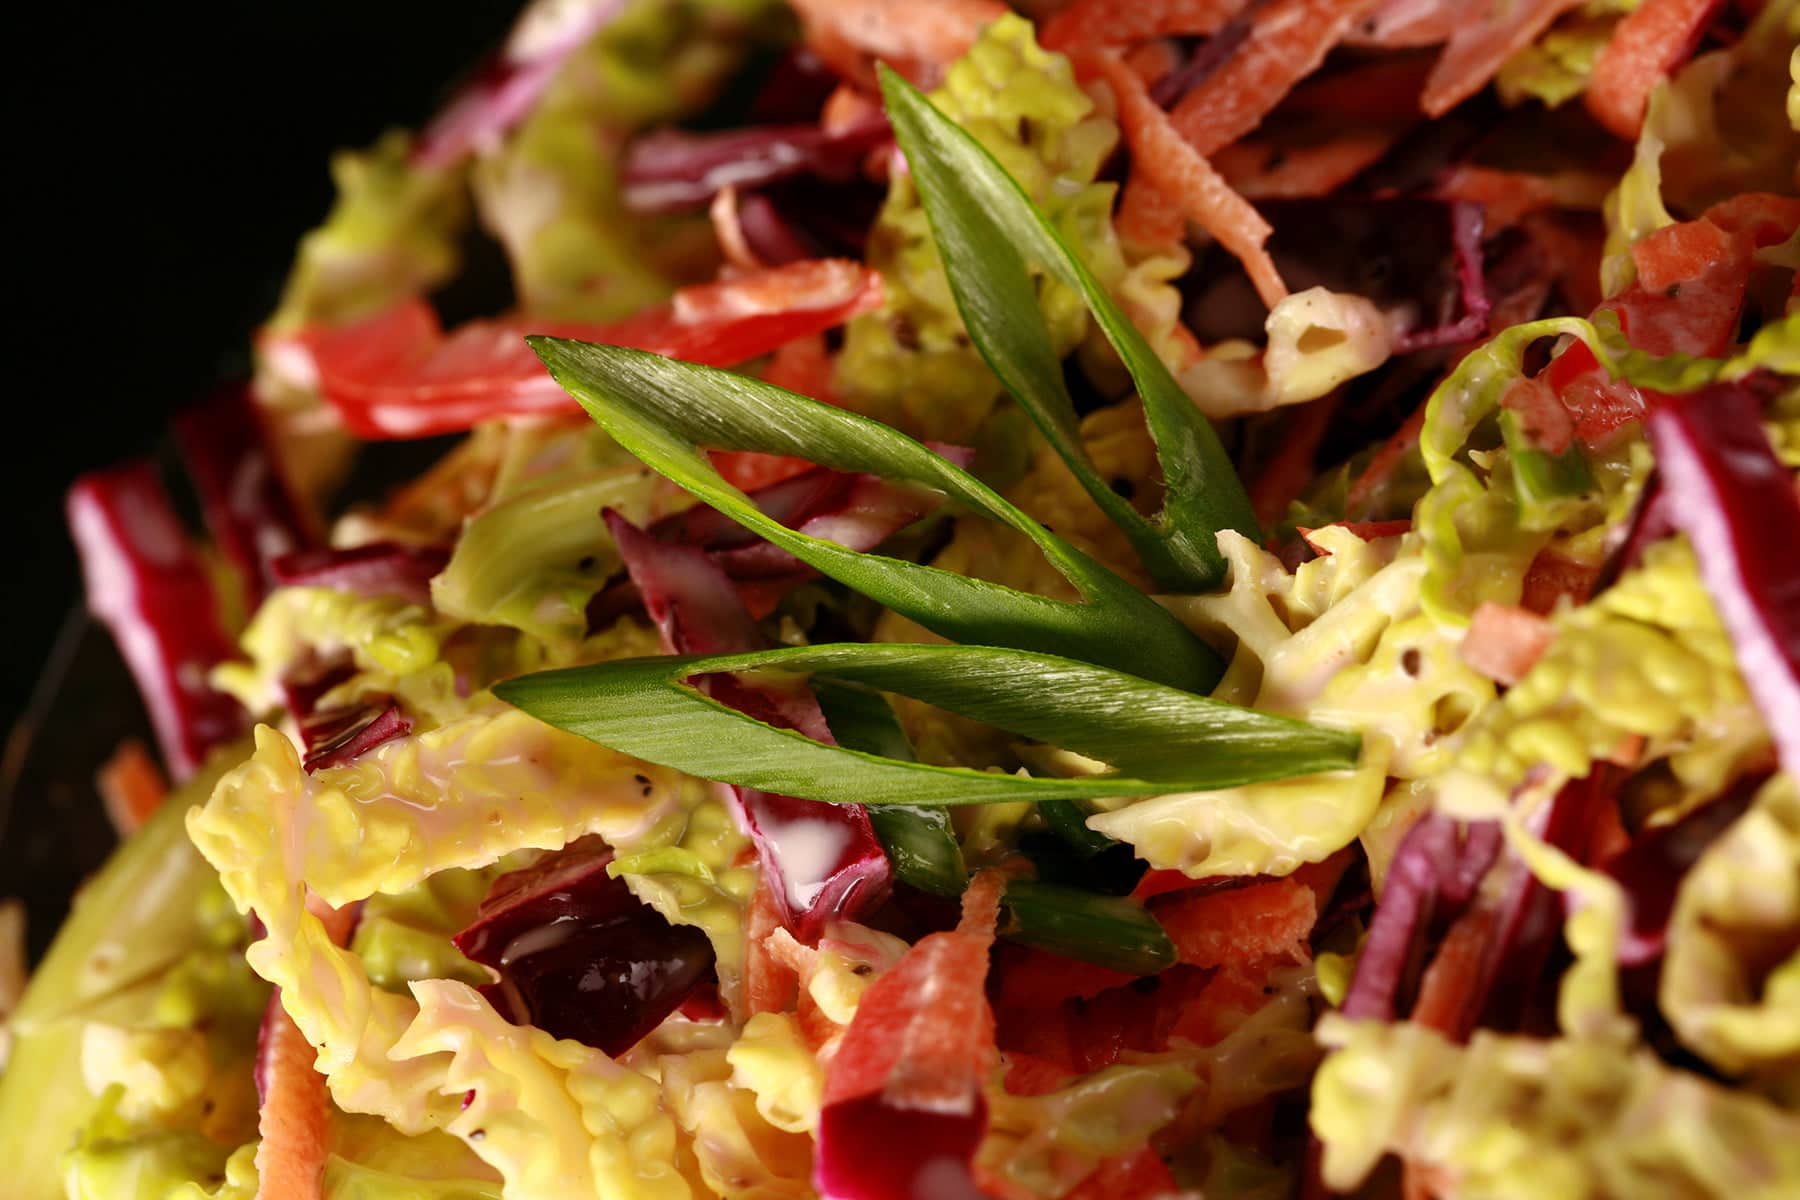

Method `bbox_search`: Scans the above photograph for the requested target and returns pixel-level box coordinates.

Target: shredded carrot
[1089,51,1289,308]
[671,257,880,324]
[252,894,355,1200]
[1042,0,1251,52]
[1346,398,1428,514]
[1151,876,1317,969]
[745,878,799,1017]
[1421,0,1585,117]
[1344,0,1465,48]
[1123,36,1184,85]
[1436,165,1561,228]
[785,0,1006,88]
[1519,550,1600,614]
[1168,0,1389,158]
[821,82,881,136]
[96,738,169,837]
[1586,0,1725,140]
[1461,602,1555,684]
[1214,130,1400,199]
[1247,393,1340,526]
[1519,211,1605,316]
[824,868,1007,1112]
[1117,172,1188,247]
[1410,900,1494,1036]
[991,943,1141,1011]
[1167,956,1287,1046]
[1286,52,1436,119]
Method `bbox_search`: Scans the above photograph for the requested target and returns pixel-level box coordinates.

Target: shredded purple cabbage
[1646,380,1800,775]
[174,385,314,607]
[66,464,247,778]
[606,511,891,941]
[270,541,451,606]
[621,113,891,214]
[452,837,715,1056]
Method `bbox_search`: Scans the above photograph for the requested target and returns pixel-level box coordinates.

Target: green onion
[496,642,1360,808]
[880,67,1260,592]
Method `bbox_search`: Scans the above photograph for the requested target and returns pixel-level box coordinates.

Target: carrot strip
[1042,0,1251,52]
[1089,52,1289,308]
[1436,165,1560,228]
[745,875,799,1017]
[1460,602,1555,685]
[1214,131,1400,199]
[1344,0,1465,48]
[1168,0,1390,158]
[1248,393,1341,527]
[1123,37,1184,85]
[1285,52,1436,119]
[1150,877,1317,969]
[786,0,1006,87]
[1585,0,1726,140]
[95,738,169,837]
[252,896,356,1200]
[1421,0,1585,117]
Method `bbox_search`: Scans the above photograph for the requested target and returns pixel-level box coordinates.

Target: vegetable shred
[3,1,1797,1198]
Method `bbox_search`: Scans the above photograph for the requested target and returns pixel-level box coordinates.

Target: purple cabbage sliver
[1339,813,1501,1021]
[606,510,891,941]
[620,112,892,214]
[412,0,623,168]
[271,541,452,605]
[66,463,248,779]
[302,703,411,773]
[452,837,716,1057]
[1602,772,1763,966]
[174,384,315,607]
[1646,381,1800,775]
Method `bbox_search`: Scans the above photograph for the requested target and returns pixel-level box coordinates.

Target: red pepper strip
[174,384,316,607]
[66,465,247,779]
[1585,0,1726,140]
[253,896,357,1200]
[285,260,884,439]
[412,0,623,168]
[606,511,890,941]
[1543,195,1798,446]
[815,871,1008,1200]
[1647,382,1800,776]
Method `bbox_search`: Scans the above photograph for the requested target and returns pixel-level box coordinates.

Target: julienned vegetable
[5,2,1799,1199]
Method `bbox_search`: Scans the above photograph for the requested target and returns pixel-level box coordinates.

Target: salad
[2,0,1797,1196]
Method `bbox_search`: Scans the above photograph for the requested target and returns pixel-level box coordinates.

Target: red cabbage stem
[605,509,890,941]
[66,464,247,779]
[173,384,316,608]
[1646,381,1800,775]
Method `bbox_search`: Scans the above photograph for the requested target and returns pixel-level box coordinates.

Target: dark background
[5,1,522,727]
[3,3,523,951]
